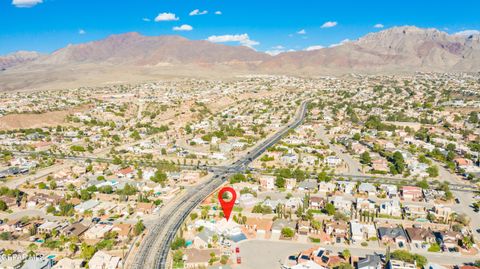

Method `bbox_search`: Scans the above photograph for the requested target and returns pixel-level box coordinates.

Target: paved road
[130,100,309,269]
[453,191,480,242]
[317,126,363,176]
[3,162,70,189]
[0,209,65,222]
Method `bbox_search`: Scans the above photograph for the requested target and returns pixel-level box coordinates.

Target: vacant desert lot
[0,105,89,130]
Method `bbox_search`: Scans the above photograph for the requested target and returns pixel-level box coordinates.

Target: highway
[130,100,309,269]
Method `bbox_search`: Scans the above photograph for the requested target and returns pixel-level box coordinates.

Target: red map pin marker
[218,187,237,221]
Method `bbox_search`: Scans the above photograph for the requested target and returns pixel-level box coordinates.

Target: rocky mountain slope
[34,32,269,67]
[0,51,41,70]
[260,26,480,74]
[1,26,479,90]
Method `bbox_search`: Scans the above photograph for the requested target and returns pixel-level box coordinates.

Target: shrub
[281,227,294,238]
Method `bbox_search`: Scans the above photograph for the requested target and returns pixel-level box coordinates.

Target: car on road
[476,229,480,234]
[455,198,460,204]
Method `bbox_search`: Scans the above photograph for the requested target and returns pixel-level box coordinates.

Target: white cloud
[374,23,384,28]
[142,18,151,22]
[189,9,208,16]
[78,29,86,35]
[12,0,42,8]
[321,21,338,28]
[266,46,287,55]
[297,29,306,35]
[329,39,351,48]
[265,50,284,56]
[173,24,193,31]
[305,45,324,51]
[215,11,222,15]
[207,34,259,47]
[454,30,480,36]
[155,12,179,22]
[265,45,295,56]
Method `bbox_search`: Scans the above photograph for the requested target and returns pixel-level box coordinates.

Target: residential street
[317,126,363,175]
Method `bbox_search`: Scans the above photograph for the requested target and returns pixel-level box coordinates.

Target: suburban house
[259,175,276,190]
[84,224,113,240]
[116,167,135,178]
[402,186,423,200]
[438,230,462,248]
[136,202,155,215]
[405,227,436,246]
[337,181,356,195]
[183,248,221,269]
[379,200,402,217]
[193,228,215,249]
[245,217,273,239]
[358,183,377,196]
[324,221,349,243]
[387,260,416,269]
[309,196,326,210]
[271,219,296,238]
[285,178,297,190]
[318,182,336,195]
[88,251,120,269]
[377,227,408,245]
[331,196,352,215]
[350,221,376,243]
[357,254,383,269]
[61,223,89,237]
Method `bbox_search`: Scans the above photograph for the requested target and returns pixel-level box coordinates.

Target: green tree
[151,170,167,184]
[69,243,78,254]
[391,151,405,174]
[134,220,146,236]
[342,249,351,261]
[130,130,141,140]
[171,237,186,250]
[360,152,372,165]
[172,250,184,267]
[324,203,336,215]
[0,200,8,211]
[38,182,47,189]
[468,112,479,124]
[426,165,439,177]
[80,243,96,260]
[416,179,429,189]
[230,173,246,184]
[275,177,285,188]
[317,170,332,182]
[391,250,427,268]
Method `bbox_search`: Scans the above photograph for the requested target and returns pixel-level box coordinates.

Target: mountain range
[1,26,479,90]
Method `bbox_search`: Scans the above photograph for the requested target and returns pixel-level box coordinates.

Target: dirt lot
[0,105,90,130]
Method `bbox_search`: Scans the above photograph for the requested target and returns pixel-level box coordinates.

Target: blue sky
[1,0,479,55]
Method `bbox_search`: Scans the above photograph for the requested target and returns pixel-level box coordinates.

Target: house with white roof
[358,183,377,196]
[88,251,120,269]
[74,200,100,213]
[379,199,402,217]
[331,196,352,215]
[337,181,356,195]
[350,221,377,243]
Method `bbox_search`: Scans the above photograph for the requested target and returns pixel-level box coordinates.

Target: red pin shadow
[218,187,237,221]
